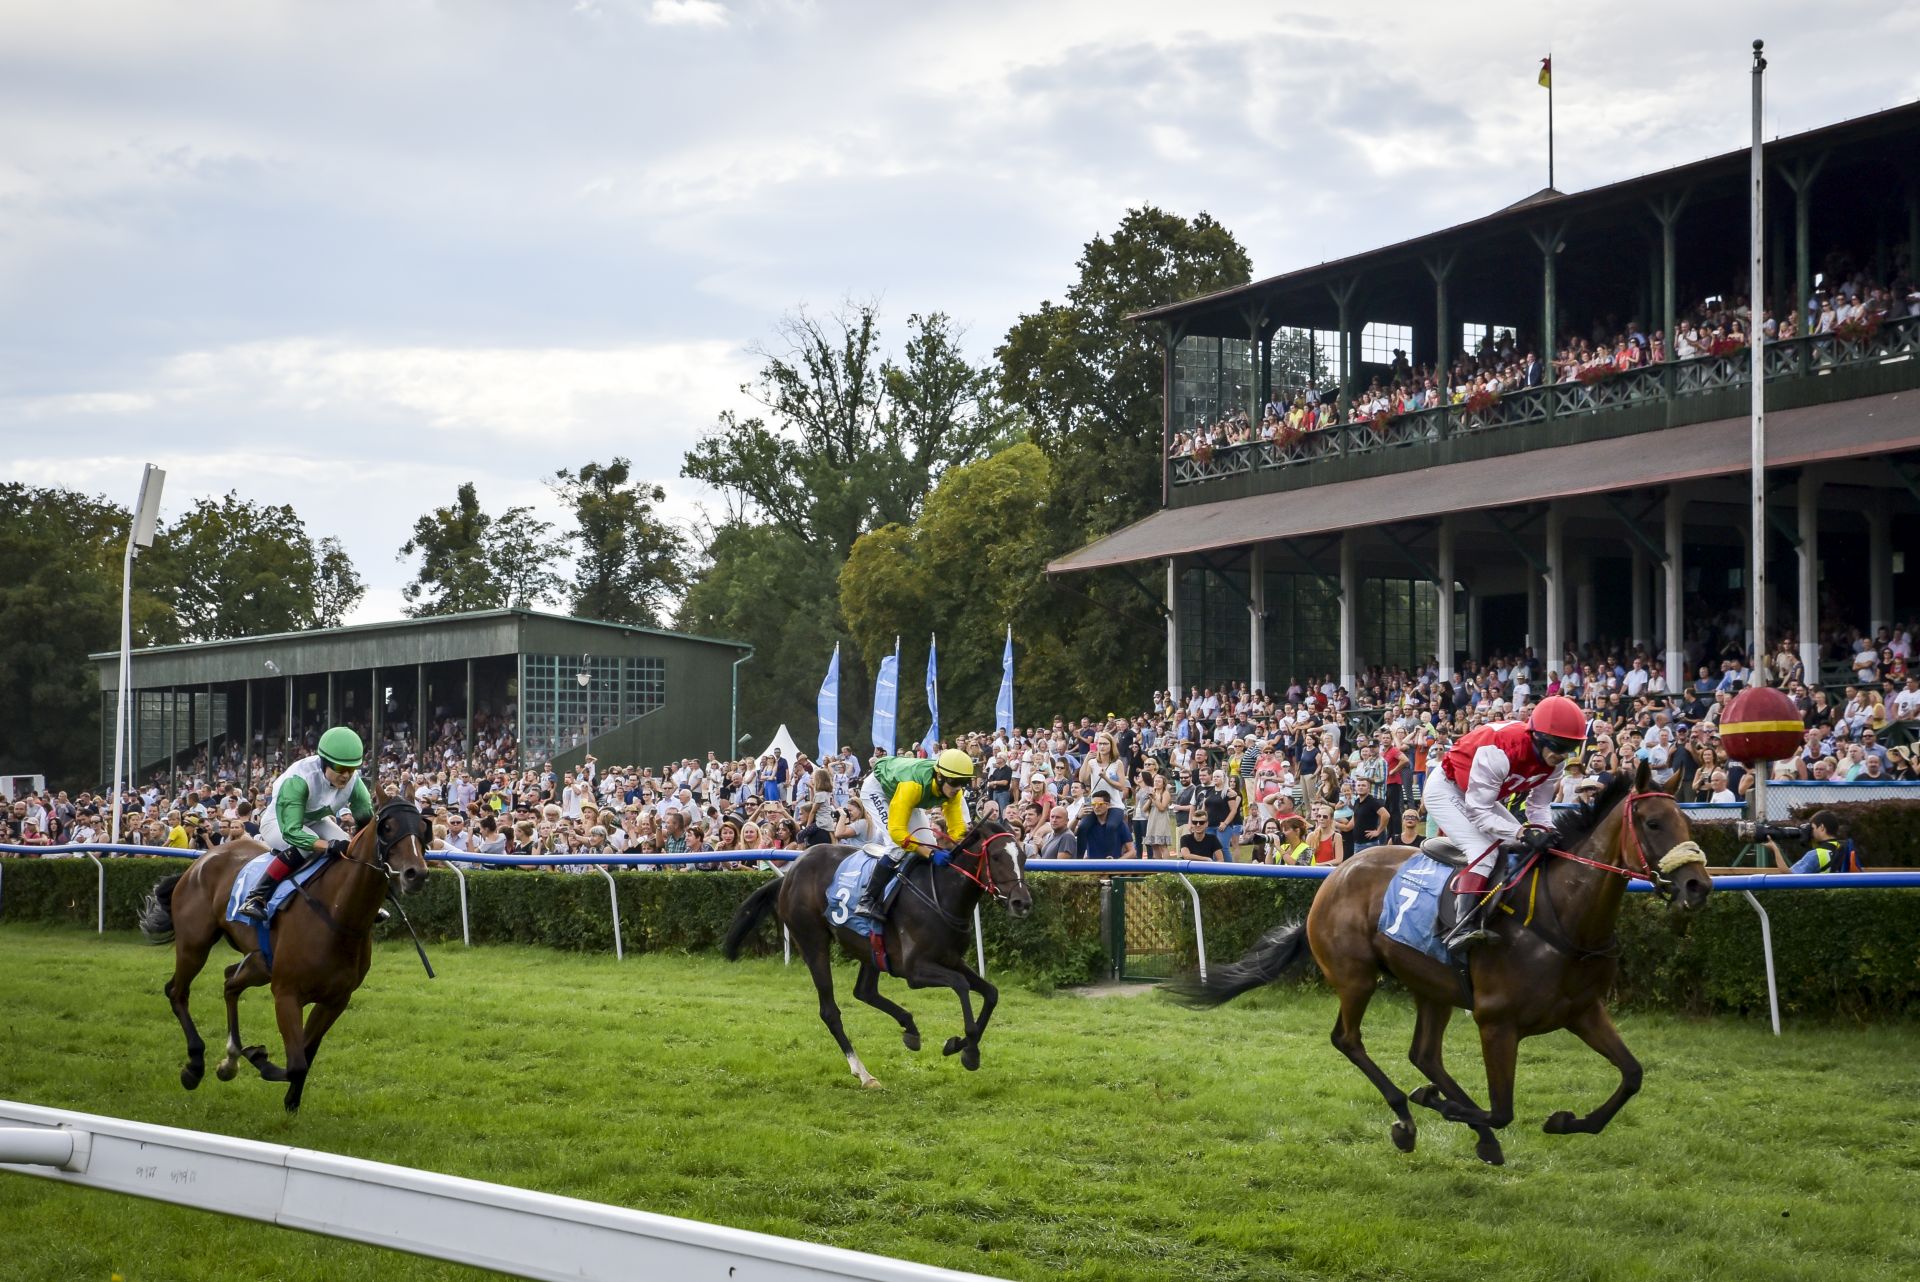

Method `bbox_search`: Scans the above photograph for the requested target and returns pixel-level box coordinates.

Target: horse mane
[1548,770,1632,850]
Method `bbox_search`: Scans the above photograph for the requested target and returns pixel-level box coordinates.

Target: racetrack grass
[1,925,1915,1282]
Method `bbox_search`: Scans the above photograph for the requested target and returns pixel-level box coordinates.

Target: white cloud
[647,0,729,28]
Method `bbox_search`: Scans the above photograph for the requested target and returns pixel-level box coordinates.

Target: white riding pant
[1420,770,1507,885]
[269,816,348,861]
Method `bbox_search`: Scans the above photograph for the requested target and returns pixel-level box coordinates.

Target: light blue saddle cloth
[825,851,884,938]
[225,851,330,925]
[1379,853,1456,965]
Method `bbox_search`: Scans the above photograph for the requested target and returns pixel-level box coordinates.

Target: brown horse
[138,785,430,1112]
[721,815,1032,1087]
[1177,764,1712,1164]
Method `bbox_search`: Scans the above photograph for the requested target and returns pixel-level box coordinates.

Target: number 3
[830,887,852,925]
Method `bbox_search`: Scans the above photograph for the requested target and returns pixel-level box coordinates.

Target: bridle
[945,825,1026,903]
[336,797,429,886]
[1542,790,1704,900]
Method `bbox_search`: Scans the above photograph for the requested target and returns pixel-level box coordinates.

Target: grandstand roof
[1130,98,1920,339]
[1048,388,1920,573]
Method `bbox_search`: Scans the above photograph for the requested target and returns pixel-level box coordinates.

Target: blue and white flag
[995,627,1014,734]
[920,634,940,755]
[816,644,839,765]
[871,640,899,756]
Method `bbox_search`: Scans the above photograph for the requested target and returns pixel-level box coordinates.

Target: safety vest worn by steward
[1801,839,1863,874]
[1439,721,1556,802]
[258,755,374,854]
[871,755,969,853]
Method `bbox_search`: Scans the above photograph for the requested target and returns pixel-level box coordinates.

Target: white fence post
[1739,889,1782,1036]
[446,865,470,946]
[1175,872,1207,982]
[972,905,986,978]
[85,853,104,933]
[595,867,623,961]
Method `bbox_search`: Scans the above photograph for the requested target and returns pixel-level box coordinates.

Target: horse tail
[721,877,783,961]
[1170,920,1311,1008]
[138,873,182,945]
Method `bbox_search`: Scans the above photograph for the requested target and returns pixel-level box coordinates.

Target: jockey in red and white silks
[1423,695,1587,947]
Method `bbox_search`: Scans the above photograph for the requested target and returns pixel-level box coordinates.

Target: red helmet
[1528,695,1588,745]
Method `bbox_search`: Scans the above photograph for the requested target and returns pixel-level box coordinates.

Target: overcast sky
[5,0,1915,624]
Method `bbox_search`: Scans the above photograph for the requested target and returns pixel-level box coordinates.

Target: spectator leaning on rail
[1422,695,1585,950]
[1074,792,1136,860]
[237,726,373,920]
[1768,810,1866,874]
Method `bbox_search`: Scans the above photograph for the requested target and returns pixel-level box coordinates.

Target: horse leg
[1438,1019,1518,1165]
[951,963,998,1072]
[283,998,349,1115]
[852,961,920,1052]
[218,954,272,1081]
[164,942,214,1091]
[272,987,310,1111]
[1544,1002,1642,1136]
[1405,997,1500,1156]
[903,960,979,1070]
[802,939,877,1089]
[1326,976,1419,1153]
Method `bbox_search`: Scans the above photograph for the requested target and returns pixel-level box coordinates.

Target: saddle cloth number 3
[829,886,854,926]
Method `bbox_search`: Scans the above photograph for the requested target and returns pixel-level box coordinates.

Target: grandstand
[89,608,750,795]
[1050,101,1920,698]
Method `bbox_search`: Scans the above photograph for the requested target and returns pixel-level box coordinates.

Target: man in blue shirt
[1770,811,1864,873]
[1073,793,1136,860]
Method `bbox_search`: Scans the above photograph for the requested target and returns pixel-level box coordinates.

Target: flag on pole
[1538,55,1551,87]
[919,634,940,756]
[871,639,899,756]
[816,644,839,765]
[994,627,1015,734]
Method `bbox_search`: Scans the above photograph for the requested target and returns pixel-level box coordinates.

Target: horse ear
[1634,760,1652,792]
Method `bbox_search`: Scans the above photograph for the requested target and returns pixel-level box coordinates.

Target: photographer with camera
[1758,810,1867,874]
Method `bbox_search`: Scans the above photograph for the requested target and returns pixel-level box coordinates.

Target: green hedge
[5,859,1916,1016]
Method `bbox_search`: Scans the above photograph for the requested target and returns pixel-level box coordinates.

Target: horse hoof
[284,1098,301,1114]
[1410,1085,1442,1111]
[1475,1136,1505,1166]
[215,1061,238,1082]
[902,1030,921,1052]
[942,1036,963,1057]
[1543,1110,1578,1135]
[960,1045,980,1072]
[180,1064,203,1091]
[861,1077,884,1090]
[1391,1122,1416,1152]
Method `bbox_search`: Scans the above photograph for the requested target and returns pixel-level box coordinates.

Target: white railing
[0,1100,999,1282]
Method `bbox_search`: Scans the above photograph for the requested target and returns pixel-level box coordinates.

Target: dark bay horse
[138,785,430,1112]
[722,816,1032,1087]
[1178,764,1712,1164]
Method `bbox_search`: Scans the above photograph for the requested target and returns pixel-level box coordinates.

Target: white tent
[755,724,803,765]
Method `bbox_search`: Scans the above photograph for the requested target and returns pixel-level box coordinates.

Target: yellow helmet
[934,748,976,782]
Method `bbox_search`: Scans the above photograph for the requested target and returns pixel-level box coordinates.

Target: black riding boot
[1441,889,1493,950]
[855,856,900,923]
[238,870,283,920]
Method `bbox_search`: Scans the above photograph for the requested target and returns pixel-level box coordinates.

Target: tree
[549,458,686,626]
[150,492,365,640]
[997,207,1252,538]
[677,522,847,746]
[398,482,566,616]
[838,444,1081,735]
[0,484,175,788]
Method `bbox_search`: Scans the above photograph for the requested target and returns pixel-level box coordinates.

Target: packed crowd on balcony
[1169,248,1920,465]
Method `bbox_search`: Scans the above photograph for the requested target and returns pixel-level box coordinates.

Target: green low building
[92,608,751,795]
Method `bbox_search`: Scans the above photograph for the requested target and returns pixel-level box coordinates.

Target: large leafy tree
[398,481,567,616]
[997,207,1251,538]
[149,492,365,640]
[676,522,846,749]
[549,458,686,626]
[0,484,177,787]
[839,444,1080,735]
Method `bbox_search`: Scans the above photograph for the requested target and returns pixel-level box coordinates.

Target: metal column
[1868,490,1892,635]
[1664,492,1687,693]
[1165,558,1182,697]
[1436,517,1456,681]
[1247,546,1266,693]
[1631,547,1651,650]
[243,681,252,793]
[370,670,381,769]
[464,658,475,769]
[1544,506,1564,674]
[1339,533,1358,692]
[1797,477,1820,681]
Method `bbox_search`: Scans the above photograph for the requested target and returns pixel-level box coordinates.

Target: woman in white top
[1080,731,1131,804]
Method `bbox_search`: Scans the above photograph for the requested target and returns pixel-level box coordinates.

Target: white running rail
[0,1100,1001,1282]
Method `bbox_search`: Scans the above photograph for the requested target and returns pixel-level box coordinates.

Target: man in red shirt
[1423,696,1586,948]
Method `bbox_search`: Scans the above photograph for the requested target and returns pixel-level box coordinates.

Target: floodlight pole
[1749,40,1769,843]
[112,465,165,847]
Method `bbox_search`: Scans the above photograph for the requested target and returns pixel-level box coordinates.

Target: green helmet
[317,726,364,770]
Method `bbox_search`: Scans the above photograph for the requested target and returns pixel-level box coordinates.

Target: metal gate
[1103,877,1186,982]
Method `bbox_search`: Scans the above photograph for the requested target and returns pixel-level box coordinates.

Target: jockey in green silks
[236,726,374,920]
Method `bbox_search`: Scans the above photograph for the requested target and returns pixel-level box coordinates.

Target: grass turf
[0,924,1915,1282]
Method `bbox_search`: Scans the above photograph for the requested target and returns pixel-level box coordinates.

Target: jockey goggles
[1533,733,1583,756]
